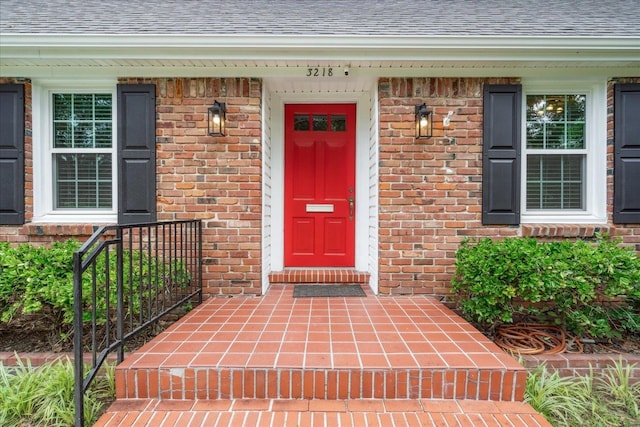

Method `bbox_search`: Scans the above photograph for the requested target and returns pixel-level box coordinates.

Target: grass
[0,356,115,426]
[525,359,640,427]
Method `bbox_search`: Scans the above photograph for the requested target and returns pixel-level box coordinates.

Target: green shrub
[451,235,640,338]
[0,240,192,339]
[0,240,79,328]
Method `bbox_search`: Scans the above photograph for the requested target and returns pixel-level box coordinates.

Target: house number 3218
[306,67,333,77]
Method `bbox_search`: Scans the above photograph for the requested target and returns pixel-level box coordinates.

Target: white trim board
[264,78,376,280]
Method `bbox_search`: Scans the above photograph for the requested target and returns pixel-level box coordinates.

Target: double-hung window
[521,82,606,223]
[33,83,117,223]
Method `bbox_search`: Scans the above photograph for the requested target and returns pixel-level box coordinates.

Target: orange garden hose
[494,324,584,355]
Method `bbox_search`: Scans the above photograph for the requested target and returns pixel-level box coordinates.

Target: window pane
[53,94,72,120]
[526,154,584,210]
[567,123,585,149]
[74,122,95,148]
[313,114,328,131]
[94,95,113,120]
[74,94,94,120]
[525,92,588,213]
[526,96,546,121]
[294,114,309,130]
[54,122,73,148]
[526,121,544,148]
[526,94,586,150]
[54,153,112,209]
[95,123,112,148]
[53,93,112,149]
[544,95,565,119]
[567,95,586,121]
[545,123,564,149]
[331,115,346,131]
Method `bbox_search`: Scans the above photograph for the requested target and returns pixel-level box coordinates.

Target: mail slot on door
[306,204,334,213]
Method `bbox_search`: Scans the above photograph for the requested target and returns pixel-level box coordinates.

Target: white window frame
[521,80,607,224]
[32,80,118,223]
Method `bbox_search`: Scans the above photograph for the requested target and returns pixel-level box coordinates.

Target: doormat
[293,284,366,298]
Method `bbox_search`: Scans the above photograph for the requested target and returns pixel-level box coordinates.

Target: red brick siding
[1,75,639,298]
[605,77,640,252]
[119,78,263,296]
[377,78,520,295]
[0,77,263,297]
[377,77,640,296]
[521,353,640,385]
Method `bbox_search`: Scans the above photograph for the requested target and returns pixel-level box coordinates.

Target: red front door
[284,104,356,267]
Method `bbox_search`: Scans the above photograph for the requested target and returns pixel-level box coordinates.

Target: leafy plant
[0,240,193,341]
[525,364,586,425]
[525,360,640,426]
[451,235,640,339]
[0,357,115,426]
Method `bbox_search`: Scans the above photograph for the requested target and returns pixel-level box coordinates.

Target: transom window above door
[294,114,347,131]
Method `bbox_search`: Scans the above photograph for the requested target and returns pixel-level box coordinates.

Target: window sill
[31,213,117,224]
[26,213,117,237]
[23,223,108,237]
[522,224,614,238]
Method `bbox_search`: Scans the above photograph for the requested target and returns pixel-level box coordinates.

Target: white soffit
[2,34,639,78]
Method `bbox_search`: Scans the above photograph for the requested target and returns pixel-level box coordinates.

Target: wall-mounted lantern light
[208,100,226,136]
[415,103,433,139]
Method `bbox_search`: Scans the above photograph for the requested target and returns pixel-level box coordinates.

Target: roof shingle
[1,0,639,37]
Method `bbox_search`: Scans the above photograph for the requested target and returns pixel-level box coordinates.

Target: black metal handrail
[73,220,202,427]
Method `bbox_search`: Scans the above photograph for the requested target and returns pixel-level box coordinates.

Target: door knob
[348,196,354,221]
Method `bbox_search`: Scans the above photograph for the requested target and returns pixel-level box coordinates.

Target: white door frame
[265,83,374,278]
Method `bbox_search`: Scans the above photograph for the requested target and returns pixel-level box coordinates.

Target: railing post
[116,226,125,364]
[198,220,203,304]
[72,219,203,426]
[73,251,85,427]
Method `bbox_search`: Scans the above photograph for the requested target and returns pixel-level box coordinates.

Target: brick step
[116,366,526,401]
[268,269,370,284]
[95,398,552,427]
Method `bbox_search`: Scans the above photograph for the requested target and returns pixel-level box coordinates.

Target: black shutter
[614,83,640,224]
[0,84,25,225]
[482,84,522,225]
[117,84,156,224]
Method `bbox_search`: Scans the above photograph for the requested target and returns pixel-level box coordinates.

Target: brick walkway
[95,285,550,426]
[96,398,550,426]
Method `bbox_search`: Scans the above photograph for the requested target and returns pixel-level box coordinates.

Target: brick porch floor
[96,285,550,426]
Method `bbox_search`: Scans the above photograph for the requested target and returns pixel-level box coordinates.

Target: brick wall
[377,78,522,296]
[2,75,638,298]
[521,353,640,385]
[377,77,640,296]
[0,77,263,297]
[122,78,264,296]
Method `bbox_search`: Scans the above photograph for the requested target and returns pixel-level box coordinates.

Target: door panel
[285,104,356,267]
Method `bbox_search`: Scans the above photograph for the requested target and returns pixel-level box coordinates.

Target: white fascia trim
[2,34,640,61]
